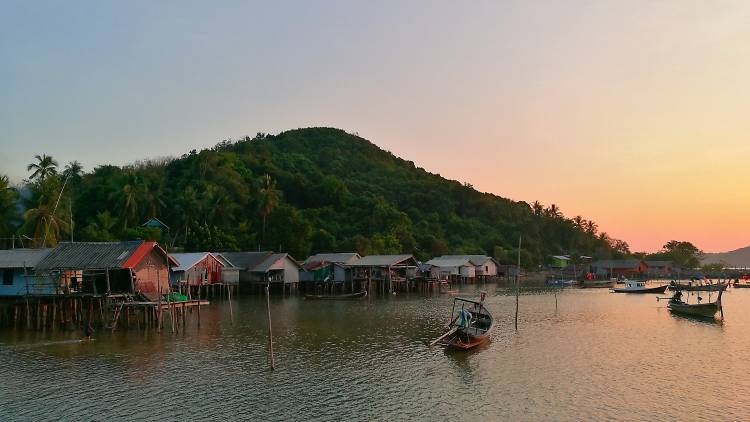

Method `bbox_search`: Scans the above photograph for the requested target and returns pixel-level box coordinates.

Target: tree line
[1,127,657,267]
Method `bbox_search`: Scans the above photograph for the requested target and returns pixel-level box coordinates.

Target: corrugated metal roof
[252,253,300,272]
[303,253,361,265]
[171,252,212,272]
[0,248,53,268]
[425,257,473,267]
[36,241,144,271]
[591,259,646,269]
[645,260,672,267]
[439,255,498,266]
[213,253,238,268]
[349,255,416,267]
[220,252,273,271]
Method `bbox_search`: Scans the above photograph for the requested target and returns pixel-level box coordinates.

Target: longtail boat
[733,282,750,289]
[664,290,723,318]
[611,280,668,294]
[669,281,728,292]
[431,292,493,350]
[304,290,367,300]
[580,279,616,288]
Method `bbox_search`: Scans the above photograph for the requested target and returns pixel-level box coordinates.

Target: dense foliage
[2,128,630,266]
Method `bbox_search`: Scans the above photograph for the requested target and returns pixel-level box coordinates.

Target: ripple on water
[2,287,750,421]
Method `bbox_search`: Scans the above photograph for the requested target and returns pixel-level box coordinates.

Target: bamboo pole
[266,285,275,370]
[228,283,234,325]
[515,235,521,331]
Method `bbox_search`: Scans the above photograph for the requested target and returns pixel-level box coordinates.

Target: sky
[2,1,749,253]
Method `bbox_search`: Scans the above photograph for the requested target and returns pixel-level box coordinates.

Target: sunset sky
[2,1,749,253]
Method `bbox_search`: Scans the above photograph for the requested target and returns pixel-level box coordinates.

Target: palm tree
[112,171,143,229]
[0,175,19,235]
[532,201,544,216]
[259,174,279,240]
[27,154,58,181]
[176,186,201,244]
[62,161,83,181]
[142,180,165,219]
[21,201,70,247]
[572,215,584,229]
[584,220,598,235]
[545,204,561,218]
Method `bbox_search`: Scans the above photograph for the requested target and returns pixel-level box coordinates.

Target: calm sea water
[1,284,748,421]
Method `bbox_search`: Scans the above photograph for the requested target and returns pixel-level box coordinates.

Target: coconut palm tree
[545,204,561,218]
[62,161,83,182]
[532,201,544,216]
[259,174,279,240]
[20,175,71,247]
[0,175,19,236]
[26,154,58,181]
[112,171,144,229]
[584,220,598,235]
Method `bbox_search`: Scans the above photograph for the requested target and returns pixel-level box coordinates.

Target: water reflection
[2,284,750,420]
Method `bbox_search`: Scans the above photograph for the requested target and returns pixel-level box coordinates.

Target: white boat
[611,279,668,294]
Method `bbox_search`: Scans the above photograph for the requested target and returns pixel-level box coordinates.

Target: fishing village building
[170,252,225,286]
[35,241,177,296]
[590,259,648,278]
[349,254,418,294]
[0,248,53,296]
[299,253,361,294]
[424,257,475,281]
[0,241,215,332]
[424,255,500,282]
[214,253,240,285]
[221,251,301,293]
[645,260,673,277]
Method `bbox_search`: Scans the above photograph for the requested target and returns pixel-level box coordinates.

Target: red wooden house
[35,241,177,295]
[170,252,225,286]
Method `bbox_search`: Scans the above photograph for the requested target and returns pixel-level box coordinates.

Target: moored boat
[733,282,750,289]
[669,281,728,292]
[611,279,668,294]
[665,290,723,318]
[431,292,493,350]
[580,279,616,288]
[304,290,367,300]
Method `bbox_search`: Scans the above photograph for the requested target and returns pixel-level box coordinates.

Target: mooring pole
[266,285,275,370]
[228,283,234,325]
[515,235,522,331]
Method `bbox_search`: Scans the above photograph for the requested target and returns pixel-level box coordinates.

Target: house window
[2,270,13,286]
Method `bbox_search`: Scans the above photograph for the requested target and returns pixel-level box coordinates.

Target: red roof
[121,241,178,269]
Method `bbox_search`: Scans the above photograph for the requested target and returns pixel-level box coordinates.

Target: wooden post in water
[228,283,234,325]
[515,235,522,331]
[266,285,275,370]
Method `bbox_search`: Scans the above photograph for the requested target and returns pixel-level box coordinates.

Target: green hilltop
[2,127,629,265]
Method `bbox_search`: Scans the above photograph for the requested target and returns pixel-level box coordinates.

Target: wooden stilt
[266,285,275,370]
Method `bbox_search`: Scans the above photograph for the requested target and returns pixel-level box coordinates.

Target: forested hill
[4,128,629,266]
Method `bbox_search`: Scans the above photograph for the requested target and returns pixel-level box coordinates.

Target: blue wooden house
[0,249,54,296]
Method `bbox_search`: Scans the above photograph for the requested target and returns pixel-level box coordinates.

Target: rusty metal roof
[35,241,144,271]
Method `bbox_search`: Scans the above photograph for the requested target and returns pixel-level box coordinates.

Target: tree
[21,177,70,247]
[259,174,279,241]
[0,175,19,236]
[81,211,118,241]
[584,220,598,235]
[62,161,83,182]
[545,204,561,218]
[532,201,544,216]
[113,171,143,229]
[27,154,58,181]
[650,240,702,269]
